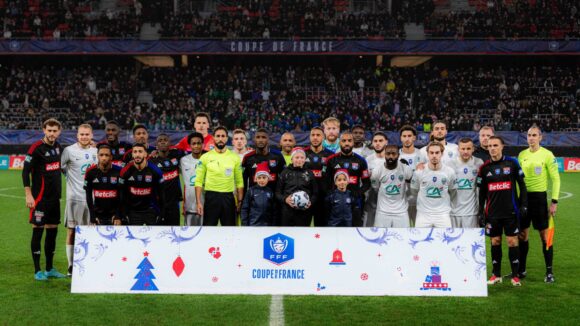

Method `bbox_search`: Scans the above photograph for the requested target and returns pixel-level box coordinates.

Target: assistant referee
[195,126,244,226]
[517,125,560,283]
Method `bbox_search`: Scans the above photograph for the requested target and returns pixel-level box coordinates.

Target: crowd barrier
[2,130,580,147]
[1,40,579,55]
[3,154,579,172]
[71,226,487,296]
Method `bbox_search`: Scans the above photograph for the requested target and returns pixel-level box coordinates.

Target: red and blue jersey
[477,156,528,220]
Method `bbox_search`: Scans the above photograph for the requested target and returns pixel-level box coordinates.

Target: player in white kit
[449,138,483,228]
[399,125,423,226]
[364,132,388,227]
[419,121,458,166]
[371,145,414,227]
[180,132,204,226]
[412,142,457,228]
[60,124,97,275]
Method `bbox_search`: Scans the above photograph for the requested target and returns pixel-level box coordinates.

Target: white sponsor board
[71,227,487,296]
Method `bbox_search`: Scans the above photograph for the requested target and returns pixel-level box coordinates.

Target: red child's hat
[254,161,272,180]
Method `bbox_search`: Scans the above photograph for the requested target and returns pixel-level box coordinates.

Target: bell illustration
[329,249,346,265]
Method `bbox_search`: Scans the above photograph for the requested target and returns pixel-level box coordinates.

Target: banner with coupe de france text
[71,226,487,296]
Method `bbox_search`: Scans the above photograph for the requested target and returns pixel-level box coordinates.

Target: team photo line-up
[23,113,560,287]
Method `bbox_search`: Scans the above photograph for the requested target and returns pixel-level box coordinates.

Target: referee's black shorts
[521,192,549,231]
[203,191,236,226]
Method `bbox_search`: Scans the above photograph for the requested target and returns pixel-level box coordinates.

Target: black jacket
[326,189,355,227]
[275,164,318,205]
[326,152,371,198]
[241,185,275,226]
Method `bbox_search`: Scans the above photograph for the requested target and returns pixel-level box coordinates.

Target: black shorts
[203,191,236,226]
[162,202,181,226]
[521,192,549,231]
[95,214,117,225]
[127,209,160,226]
[29,200,60,226]
[485,218,519,237]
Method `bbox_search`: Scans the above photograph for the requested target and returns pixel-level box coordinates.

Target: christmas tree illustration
[131,252,158,291]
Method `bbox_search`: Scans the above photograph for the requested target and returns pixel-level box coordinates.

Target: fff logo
[263,233,294,265]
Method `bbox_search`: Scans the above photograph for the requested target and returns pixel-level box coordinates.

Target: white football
[291,191,310,210]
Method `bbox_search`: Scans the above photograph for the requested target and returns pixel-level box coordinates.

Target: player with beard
[242,129,285,225]
[23,118,66,281]
[399,125,422,226]
[195,127,244,226]
[412,142,457,228]
[279,132,296,166]
[242,128,286,193]
[119,143,164,225]
[122,124,155,164]
[149,134,186,225]
[449,138,484,228]
[352,125,373,158]
[419,121,458,166]
[322,117,341,153]
[364,132,388,227]
[100,120,130,168]
[304,127,335,226]
[326,132,371,227]
[474,126,494,162]
[371,145,414,227]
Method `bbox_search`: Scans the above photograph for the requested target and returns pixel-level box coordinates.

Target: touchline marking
[559,192,573,200]
[0,187,19,191]
[269,295,285,326]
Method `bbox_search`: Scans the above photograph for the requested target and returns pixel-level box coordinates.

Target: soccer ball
[292,191,310,210]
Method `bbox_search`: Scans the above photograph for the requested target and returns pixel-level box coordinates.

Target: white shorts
[64,199,90,228]
[374,211,410,228]
[450,215,478,228]
[415,211,451,228]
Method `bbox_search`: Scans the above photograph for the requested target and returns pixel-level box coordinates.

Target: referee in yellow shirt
[195,127,244,226]
[518,125,560,283]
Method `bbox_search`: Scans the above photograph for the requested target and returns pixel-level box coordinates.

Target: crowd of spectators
[1,60,578,132]
[1,0,142,39]
[2,0,580,40]
[0,64,137,129]
[160,0,404,39]
[425,0,580,39]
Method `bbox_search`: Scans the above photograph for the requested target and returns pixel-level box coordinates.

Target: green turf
[285,173,580,325]
[1,170,579,325]
[0,171,270,325]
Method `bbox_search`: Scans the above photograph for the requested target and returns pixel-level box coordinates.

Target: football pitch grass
[1,170,579,325]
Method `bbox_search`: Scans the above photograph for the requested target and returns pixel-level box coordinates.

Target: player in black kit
[242,128,286,192]
[149,134,186,225]
[84,144,122,225]
[120,143,165,225]
[22,118,66,281]
[304,127,334,226]
[100,120,130,168]
[478,136,528,287]
[326,131,371,227]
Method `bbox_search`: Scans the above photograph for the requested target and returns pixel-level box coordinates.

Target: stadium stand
[1,56,578,132]
[2,0,578,40]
